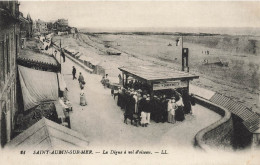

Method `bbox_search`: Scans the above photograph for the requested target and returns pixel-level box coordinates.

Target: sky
[19,1,260,28]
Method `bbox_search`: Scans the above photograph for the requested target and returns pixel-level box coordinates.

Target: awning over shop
[58,73,67,91]
[18,65,59,111]
[5,118,89,149]
[18,50,58,66]
[119,65,199,83]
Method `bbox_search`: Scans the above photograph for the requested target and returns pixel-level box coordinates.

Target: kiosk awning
[5,118,89,149]
[119,65,199,83]
[18,65,59,111]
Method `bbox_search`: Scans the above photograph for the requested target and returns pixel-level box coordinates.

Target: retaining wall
[52,43,94,74]
[194,95,233,151]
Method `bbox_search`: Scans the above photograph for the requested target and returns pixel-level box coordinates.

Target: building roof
[209,93,257,121]
[6,118,89,149]
[118,65,199,83]
[209,92,260,133]
[243,116,260,133]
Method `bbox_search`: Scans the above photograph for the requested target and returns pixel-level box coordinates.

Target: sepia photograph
[0,0,260,164]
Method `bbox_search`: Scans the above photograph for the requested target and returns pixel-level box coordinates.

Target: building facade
[0,0,20,147]
[35,19,48,34]
[53,19,69,33]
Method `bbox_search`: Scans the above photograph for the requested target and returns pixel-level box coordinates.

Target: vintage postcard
[0,0,260,164]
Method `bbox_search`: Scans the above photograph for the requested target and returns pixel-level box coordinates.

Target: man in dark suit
[72,66,76,80]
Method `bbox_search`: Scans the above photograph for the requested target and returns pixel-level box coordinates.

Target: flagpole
[60,39,61,63]
[181,35,184,71]
[181,35,183,50]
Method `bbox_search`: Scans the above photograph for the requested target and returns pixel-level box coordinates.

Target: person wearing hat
[161,95,168,123]
[168,96,177,123]
[143,95,152,125]
[121,88,127,110]
[182,90,192,114]
[151,95,161,123]
[129,92,136,115]
[72,66,76,80]
[125,92,135,122]
[136,89,142,114]
[78,72,85,87]
[133,91,138,114]
[175,95,185,121]
[117,87,122,107]
[138,94,146,118]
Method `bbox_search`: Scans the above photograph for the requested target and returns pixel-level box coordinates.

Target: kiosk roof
[119,65,199,82]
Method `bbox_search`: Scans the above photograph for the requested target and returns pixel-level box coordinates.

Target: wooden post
[181,36,183,50]
[122,73,125,88]
[187,80,190,94]
[60,39,61,63]
[125,75,129,88]
[181,36,184,71]
[150,82,154,97]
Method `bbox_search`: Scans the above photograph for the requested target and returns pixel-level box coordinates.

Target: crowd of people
[113,86,195,127]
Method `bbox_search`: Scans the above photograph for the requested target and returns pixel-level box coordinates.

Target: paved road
[57,55,221,149]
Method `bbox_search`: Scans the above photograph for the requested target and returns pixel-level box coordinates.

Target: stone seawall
[194,95,233,151]
[52,43,94,74]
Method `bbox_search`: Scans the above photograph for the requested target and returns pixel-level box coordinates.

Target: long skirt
[168,111,175,123]
[140,112,148,124]
[175,107,185,121]
[183,102,192,114]
[80,95,87,106]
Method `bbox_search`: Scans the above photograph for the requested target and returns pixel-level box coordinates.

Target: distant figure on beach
[72,66,76,80]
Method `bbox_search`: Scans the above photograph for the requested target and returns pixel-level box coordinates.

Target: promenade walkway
[55,51,221,149]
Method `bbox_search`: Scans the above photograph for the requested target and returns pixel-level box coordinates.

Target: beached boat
[107,50,121,56]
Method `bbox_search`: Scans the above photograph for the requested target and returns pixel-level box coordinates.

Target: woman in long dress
[80,88,87,106]
[168,97,177,123]
[175,96,185,121]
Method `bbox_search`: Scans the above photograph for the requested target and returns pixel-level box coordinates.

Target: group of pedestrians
[114,87,195,127]
[72,66,87,106]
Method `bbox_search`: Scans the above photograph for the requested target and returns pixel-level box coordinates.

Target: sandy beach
[53,32,260,114]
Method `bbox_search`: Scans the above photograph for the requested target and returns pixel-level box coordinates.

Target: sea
[79,27,260,36]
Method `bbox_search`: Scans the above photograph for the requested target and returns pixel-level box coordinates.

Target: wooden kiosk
[118,65,199,96]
